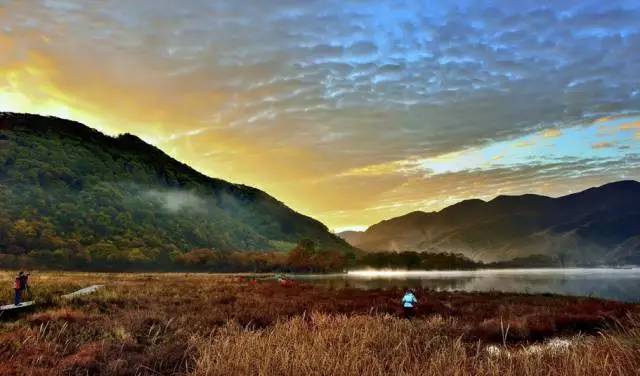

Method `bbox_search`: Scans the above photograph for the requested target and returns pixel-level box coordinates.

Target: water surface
[294,268,640,302]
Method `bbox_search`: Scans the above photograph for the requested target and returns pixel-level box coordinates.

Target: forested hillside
[0,112,352,269]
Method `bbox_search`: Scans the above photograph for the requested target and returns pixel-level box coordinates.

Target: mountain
[340,181,640,265]
[336,230,364,245]
[0,112,352,266]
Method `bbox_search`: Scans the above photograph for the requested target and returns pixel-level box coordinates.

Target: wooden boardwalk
[0,300,36,311]
[1,285,105,312]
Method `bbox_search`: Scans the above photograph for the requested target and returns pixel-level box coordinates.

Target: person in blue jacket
[401,289,418,319]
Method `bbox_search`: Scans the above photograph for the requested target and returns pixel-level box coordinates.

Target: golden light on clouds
[0,54,375,229]
[0,56,111,133]
[620,121,640,130]
[2,1,640,232]
[7,50,638,233]
[514,140,535,148]
[591,142,614,149]
[338,160,416,177]
[594,116,612,123]
[542,129,562,138]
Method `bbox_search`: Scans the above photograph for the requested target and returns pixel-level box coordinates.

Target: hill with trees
[0,112,353,270]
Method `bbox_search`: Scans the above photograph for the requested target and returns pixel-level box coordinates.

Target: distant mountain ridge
[0,112,351,266]
[338,181,640,265]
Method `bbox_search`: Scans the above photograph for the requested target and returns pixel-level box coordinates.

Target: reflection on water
[294,268,640,302]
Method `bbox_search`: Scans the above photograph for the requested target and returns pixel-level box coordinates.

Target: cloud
[338,159,418,177]
[1,0,640,229]
[591,142,615,149]
[514,140,535,148]
[542,129,562,138]
[347,41,378,56]
[620,121,640,130]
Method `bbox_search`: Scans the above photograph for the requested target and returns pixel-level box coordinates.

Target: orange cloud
[620,121,640,130]
[591,142,614,149]
[338,160,417,177]
[542,129,562,138]
[514,140,535,148]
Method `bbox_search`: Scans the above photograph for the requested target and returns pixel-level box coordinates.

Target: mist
[141,189,208,214]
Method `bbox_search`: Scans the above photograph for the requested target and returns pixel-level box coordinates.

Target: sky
[1,0,639,232]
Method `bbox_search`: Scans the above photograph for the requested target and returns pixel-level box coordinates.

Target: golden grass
[191,313,640,376]
[0,271,637,375]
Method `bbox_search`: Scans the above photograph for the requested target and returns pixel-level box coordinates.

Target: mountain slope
[340,181,640,264]
[336,230,364,245]
[0,112,352,265]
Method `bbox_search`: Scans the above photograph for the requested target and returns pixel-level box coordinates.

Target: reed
[0,271,637,375]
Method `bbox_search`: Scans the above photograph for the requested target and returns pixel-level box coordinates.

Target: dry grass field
[0,271,638,375]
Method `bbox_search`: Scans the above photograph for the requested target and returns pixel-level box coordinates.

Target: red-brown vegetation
[0,271,637,375]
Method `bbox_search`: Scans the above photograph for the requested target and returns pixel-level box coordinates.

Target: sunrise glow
[1,1,639,230]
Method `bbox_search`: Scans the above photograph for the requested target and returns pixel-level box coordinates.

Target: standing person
[14,272,23,306]
[402,289,418,319]
[20,272,30,300]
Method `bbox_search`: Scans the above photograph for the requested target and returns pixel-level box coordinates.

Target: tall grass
[0,271,638,375]
[191,313,640,376]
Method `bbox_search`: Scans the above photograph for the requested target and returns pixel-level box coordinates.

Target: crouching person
[402,289,418,319]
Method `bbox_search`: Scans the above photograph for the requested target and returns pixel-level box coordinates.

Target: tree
[127,248,151,263]
[9,219,38,248]
[175,248,217,266]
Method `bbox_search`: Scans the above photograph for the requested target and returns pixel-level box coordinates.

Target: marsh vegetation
[0,271,638,375]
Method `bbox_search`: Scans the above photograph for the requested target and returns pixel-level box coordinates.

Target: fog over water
[296,268,640,303]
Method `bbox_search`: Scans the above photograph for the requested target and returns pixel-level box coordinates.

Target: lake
[294,268,640,303]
